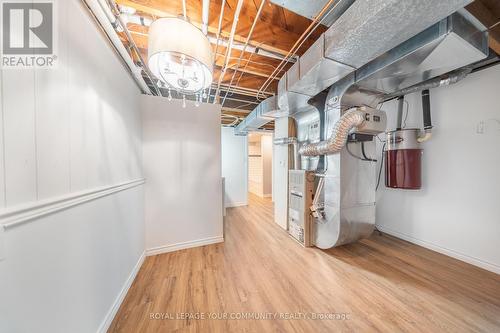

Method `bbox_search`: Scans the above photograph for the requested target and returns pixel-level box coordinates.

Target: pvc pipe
[396,96,404,130]
[222,0,266,105]
[86,0,152,94]
[202,0,210,35]
[213,0,244,103]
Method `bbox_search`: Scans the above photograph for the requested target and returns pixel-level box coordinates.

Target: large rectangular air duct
[324,0,473,68]
[269,0,356,27]
[354,12,488,95]
[277,0,473,114]
[234,96,277,135]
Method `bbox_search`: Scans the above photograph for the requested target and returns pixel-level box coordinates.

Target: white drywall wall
[376,64,500,274]
[0,186,144,333]
[0,0,144,332]
[221,127,248,207]
[142,95,223,254]
[273,118,290,230]
[262,134,273,197]
[248,133,273,198]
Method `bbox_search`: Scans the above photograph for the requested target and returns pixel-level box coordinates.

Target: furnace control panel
[355,106,387,135]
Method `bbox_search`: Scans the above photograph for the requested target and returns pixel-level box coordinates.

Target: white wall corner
[97,251,146,333]
[225,201,247,208]
[145,236,224,257]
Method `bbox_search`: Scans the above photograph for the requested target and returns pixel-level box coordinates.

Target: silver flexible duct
[299,108,365,156]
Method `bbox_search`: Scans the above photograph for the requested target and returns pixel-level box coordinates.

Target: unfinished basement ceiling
[114,0,500,129]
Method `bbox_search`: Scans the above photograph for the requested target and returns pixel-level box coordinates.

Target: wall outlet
[476,121,485,134]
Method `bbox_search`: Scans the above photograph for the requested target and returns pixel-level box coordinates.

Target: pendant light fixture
[148,16,213,105]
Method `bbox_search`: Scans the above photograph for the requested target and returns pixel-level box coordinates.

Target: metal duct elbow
[299,108,365,156]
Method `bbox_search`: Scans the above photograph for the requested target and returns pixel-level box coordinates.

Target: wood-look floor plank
[108,194,500,332]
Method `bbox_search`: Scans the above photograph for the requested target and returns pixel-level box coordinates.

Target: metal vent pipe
[298,108,365,156]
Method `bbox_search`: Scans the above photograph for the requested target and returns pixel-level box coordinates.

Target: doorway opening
[247,132,273,200]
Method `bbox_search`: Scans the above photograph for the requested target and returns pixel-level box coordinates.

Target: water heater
[385,128,423,189]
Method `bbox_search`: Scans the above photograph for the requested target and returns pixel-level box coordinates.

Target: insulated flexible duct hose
[299,108,365,156]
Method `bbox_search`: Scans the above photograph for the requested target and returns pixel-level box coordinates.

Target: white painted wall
[262,134,273,197]
[376,64,500,274]
[247,133,273,198]
[0,1,144,332]
[273,118,290,230]
[142,95,223,254]
[221,127,248,207]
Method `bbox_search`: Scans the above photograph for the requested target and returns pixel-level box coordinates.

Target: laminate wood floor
[109,194,500,332]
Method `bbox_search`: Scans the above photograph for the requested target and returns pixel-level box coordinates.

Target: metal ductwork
[353,13,487,96]
[270,0,356,27]
[277,0,473,113]
[237,0,488,248]
[295,11,488,249]
[323,0,473,69]
[298,108,365,156]
[234,96,278,135]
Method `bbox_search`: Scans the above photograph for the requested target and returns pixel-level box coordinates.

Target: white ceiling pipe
[105,0,162,96]
[222,0,266,106]
[213,0,245,103]
[213,0,226,68]
[85,0,152,94]
[96,0,117,26]
[202,0,210,35]
[182,0,187,19]
[119,13,153,29]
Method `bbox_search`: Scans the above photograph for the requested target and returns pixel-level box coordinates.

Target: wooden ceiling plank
[115,0,323,56]
[466,1,500,55]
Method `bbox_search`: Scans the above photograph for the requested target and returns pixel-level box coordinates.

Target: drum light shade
[148,17,213,94]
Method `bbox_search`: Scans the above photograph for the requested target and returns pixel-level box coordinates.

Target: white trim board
[97,251,146,333]
[146,236,224,256]
[1,179,145,229]
[376,225,500,275]
[225,202,247,208]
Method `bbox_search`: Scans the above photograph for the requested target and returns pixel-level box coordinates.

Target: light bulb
[167,88,172,101]
[182,94,186,108]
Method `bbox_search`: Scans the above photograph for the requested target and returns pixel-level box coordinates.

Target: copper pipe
[213,0,244,103]
[257,0,339,98]
[221,0,266,106]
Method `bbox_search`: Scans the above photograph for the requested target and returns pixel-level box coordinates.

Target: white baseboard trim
[97,251,146,333]
[376,225,500,275]
[225,202,247,208]
[146,236,224,256]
